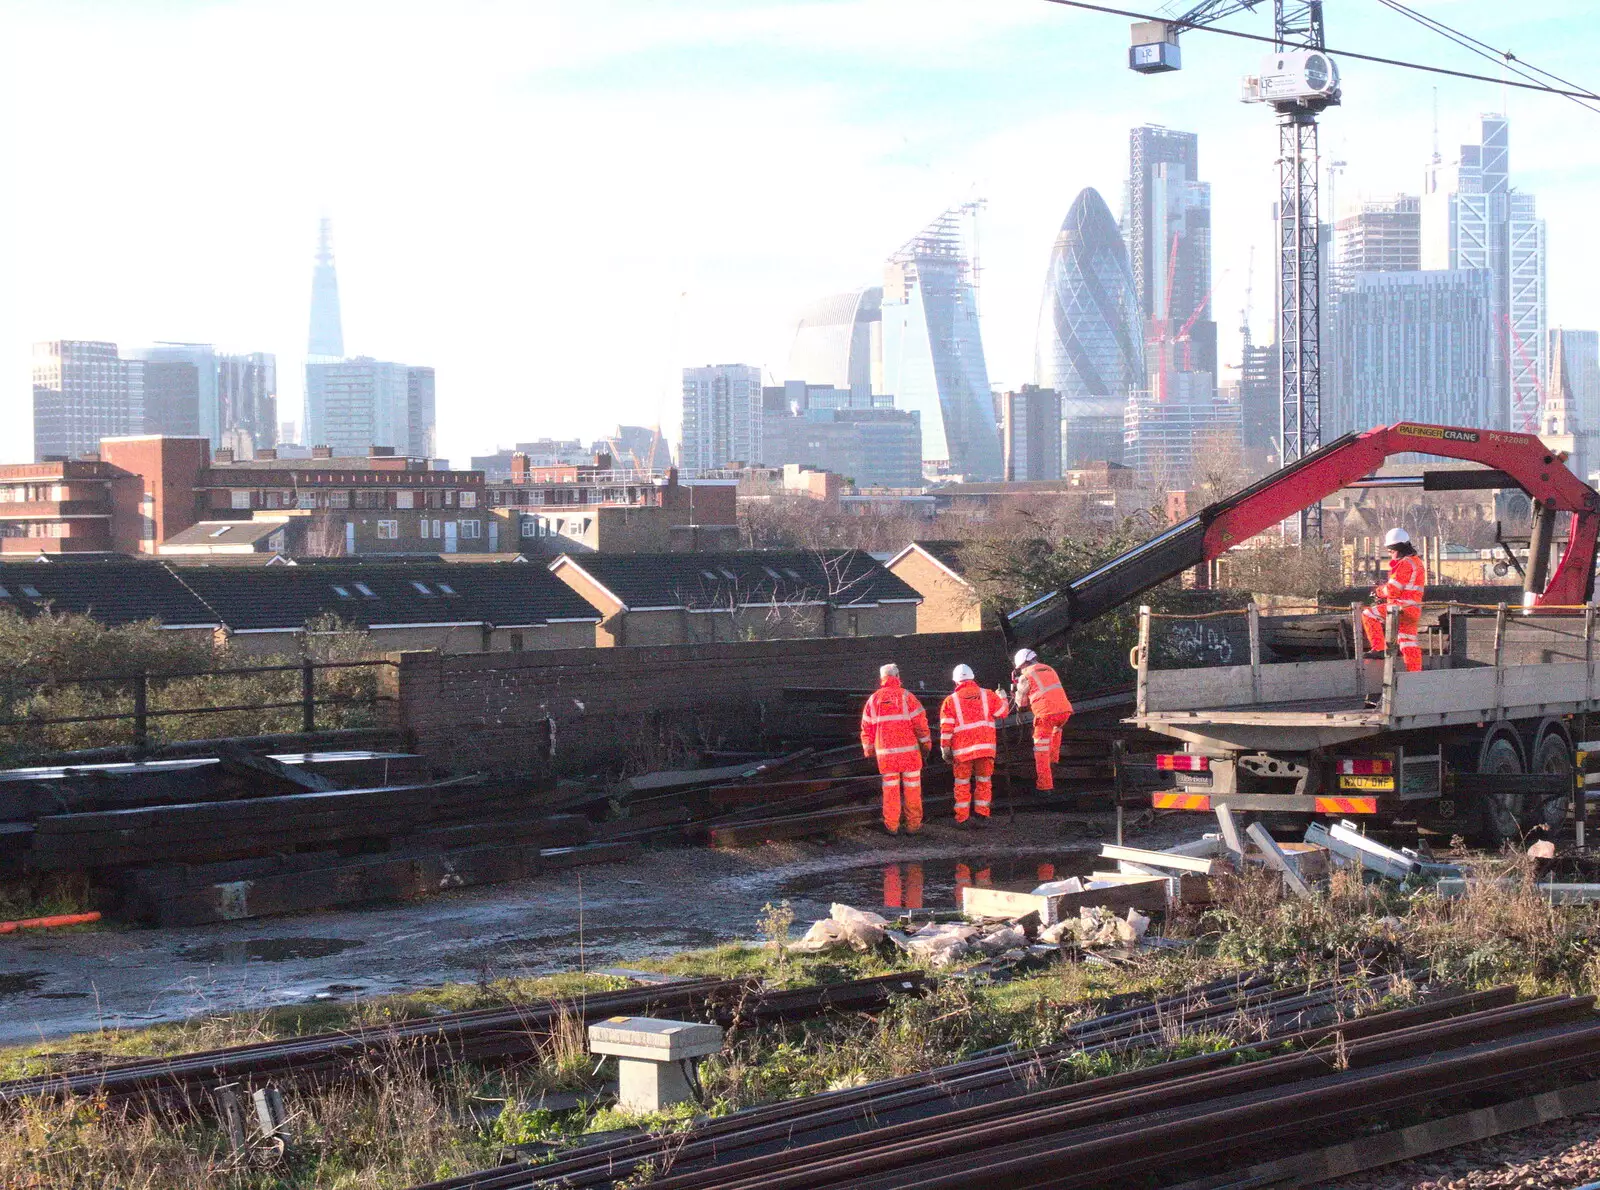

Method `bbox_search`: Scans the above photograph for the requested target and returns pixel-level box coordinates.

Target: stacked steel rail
[0,973,925,1108]
[414,969,1478,1190]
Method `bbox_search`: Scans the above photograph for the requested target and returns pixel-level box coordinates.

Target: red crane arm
[1203,422,1600,606]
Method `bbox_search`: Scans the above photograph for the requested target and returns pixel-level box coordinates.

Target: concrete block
[588,1016,725,1114]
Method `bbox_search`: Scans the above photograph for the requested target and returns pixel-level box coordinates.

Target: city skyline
[4,1,1599,466]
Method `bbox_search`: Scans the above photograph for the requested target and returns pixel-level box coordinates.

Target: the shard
[1034,188,1145,467]
[307,217,344,360]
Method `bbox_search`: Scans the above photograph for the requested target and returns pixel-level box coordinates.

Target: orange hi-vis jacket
[860,677,931,774]
[939,680,1009,761]
[1375,553,1426,612]
[1015,661,1071,720]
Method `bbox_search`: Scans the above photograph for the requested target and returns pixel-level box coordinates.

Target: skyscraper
[1001,386,1064,481]
[1034,188,1145,467]
[1424,115,1547,431]
[1332,197,1421,295]
[306,358,413,457]
[787,288,883,399]
[1330,270,1493,437]
[1127,125,1216,383]
[307,217,344,361]
[681,364,763,471]
[879,207,1004,480]
[407,367,436,459]
[126,344,218,442]
[32,341,143,460]
[216,353,278,451]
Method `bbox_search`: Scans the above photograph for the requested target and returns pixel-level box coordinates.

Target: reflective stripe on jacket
[861,678,930,771]
[1375,554,1426,609]
[939,680,1009,761]
[1014,662,1071,720]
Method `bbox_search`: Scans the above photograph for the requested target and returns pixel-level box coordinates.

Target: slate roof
[0,562,221,628]
[174,563,600,632]
[551,551,921,611]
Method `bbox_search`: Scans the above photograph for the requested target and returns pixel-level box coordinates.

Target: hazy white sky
[2,0,1597,465]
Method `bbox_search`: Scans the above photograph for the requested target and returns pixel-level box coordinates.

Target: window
[411,581,434,595]
[297,493,317,509]
[19,585,40,598]
[720,568,738,581]
[354,583,377,598]
[229,490,252,510]
[520,518,538,538]
[419,519,431,539]
[209,526,231,538]
[437,582,457,595]
[327,491,351,509]
[460,519,481,539]
[0,584,10,598]
[377,520,399,540]
[763,567,782,579]
[508,632,524,652]
[702,570,718,581]
[459,491,478,509]
[396,491,415,509]
[354,490,384,509]
[443,490,456,507]
[331,585,351,598]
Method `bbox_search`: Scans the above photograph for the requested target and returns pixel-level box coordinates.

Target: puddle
[0,972,47,996]
[178,938,367,964]
[485,925,728,972]
[777,851,1100,913]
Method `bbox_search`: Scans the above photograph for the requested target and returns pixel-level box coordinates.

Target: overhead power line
[1040,0,1600,104]
[1370,0,1600,116]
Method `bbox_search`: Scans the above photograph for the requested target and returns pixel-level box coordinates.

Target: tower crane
[1130,1,1340,539]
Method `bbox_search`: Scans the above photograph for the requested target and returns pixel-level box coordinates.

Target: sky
[3,0,1598,466]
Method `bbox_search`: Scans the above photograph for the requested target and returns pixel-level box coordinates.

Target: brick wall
[395,628,1011,777]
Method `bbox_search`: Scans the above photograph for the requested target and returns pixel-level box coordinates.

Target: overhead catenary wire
[1039,0,1600,105]
[1370,0,1600,116]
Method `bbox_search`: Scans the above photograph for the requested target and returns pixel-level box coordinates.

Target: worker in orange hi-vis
[1362,527,1427,673]
[860,663,931,834]
[1011,648,1073,791]
[939,664,1009,827]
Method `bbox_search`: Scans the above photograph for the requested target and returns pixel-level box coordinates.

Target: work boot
[974,814,991,829]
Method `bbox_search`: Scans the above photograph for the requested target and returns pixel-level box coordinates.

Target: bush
[0,609,383,765]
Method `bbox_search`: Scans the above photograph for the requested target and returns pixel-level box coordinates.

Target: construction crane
[1130,1,1340,539]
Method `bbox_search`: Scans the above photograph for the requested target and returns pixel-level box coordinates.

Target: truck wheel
[1525,730,1573,838]
[1474,734,1524,846]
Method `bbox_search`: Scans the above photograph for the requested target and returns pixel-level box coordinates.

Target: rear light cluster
[1156,754,1211,772]
[1336,758,1393,775]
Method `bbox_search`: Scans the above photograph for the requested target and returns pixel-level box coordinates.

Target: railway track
[412,967,1478,1190]
[0,972,926,1108]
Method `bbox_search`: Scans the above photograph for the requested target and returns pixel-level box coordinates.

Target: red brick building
[0,458,142,555]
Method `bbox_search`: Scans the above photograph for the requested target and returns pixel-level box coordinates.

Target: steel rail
[869,1020,1600,1190]
[647,996,1594,1190]
[0,973,924,1107]
[416,972,1451,1190]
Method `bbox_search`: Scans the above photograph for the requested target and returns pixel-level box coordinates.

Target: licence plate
[1339,775,1394,791]
[1179,770,1213,786]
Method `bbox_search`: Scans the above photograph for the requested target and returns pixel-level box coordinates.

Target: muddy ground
[0,809,1207,1046]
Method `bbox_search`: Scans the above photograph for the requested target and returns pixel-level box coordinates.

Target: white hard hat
[952,664,975,683]
[1384,527,1411,547]
[1013,648,1037,668]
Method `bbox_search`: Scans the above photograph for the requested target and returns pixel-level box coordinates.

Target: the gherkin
[1034,188,1145,467]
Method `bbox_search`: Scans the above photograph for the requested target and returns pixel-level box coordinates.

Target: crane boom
[1004,422,1600,651]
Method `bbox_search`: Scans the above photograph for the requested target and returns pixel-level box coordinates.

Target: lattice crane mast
[1130,1,1341,539]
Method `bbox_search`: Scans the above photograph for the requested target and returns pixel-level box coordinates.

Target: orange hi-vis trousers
[882,769,923,834]
[1363,604,1422,672]
[1032,712,1070,790]
[952,757,994,822]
